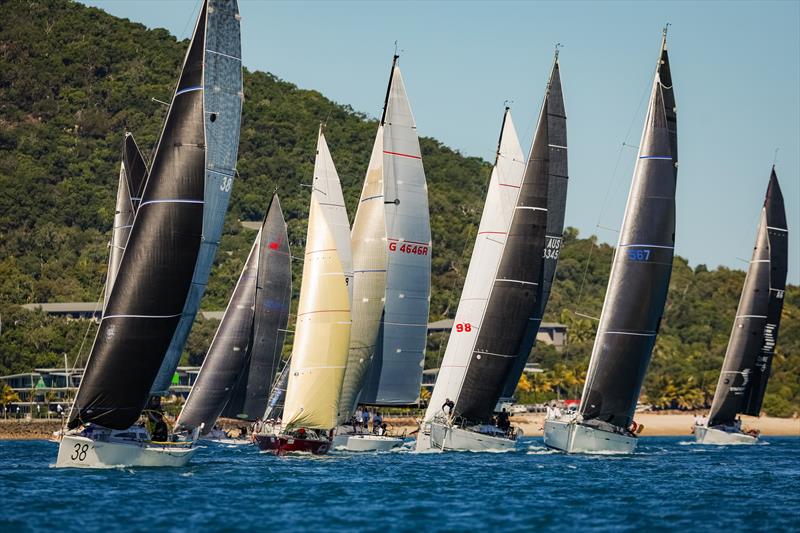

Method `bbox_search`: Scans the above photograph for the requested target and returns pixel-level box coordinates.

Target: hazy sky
[81,0,799,283]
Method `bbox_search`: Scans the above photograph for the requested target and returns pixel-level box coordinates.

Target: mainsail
[500,56,569,400]
[360,56,432,406]
[425,108,526,424]
[707,170,787,426]
[281,138,352,430]
[578,34,677,430]
[176,195,291,431]
[105,133,148,311]
[150,0,244,394]
[222,195,291,420]
[68,1,242,430]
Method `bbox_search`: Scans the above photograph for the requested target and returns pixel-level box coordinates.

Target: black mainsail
[454,95,551,424]
[222,195,292,420]
[68,1,242,430]
[707,170,788,426]
[578,33,677,431]
[501,55,569,401]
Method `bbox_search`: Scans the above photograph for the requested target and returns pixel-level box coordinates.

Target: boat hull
[694,425,758,445]
[253,434,331,455]
[202,437,252,446]
[333,433,404,452]
[429,422,517,452]
[543,418,637,454]
[55,435,197,468]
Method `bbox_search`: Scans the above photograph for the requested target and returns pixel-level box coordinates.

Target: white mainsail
[282,147,352,430]
[424,109,525,424]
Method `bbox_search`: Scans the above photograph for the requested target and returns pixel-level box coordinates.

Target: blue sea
[2,437,798,532]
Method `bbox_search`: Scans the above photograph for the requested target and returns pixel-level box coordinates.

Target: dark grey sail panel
[68,4,209,430]
[222,195,292,420]
[708,171,788,425]
[501,59,569,400]
[579,44,677,430]
[123,133,148,211]
[177,236,259,433]
[263,358,290,420]
[455,104,549,424]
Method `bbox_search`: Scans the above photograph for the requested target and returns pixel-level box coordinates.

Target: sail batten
[578,38,677,430]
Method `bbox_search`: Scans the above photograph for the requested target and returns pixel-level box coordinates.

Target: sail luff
[150,0,243,394]
[500,57,569,400]
[578,38,677,430]
[282,196,351,430]
[68,2,213,430]
[424,109,525,423]
[175,234,259,433]
[359,62,432,405]
[708,170,788,425]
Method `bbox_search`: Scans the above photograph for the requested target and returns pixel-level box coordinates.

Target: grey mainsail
[500,55,569,401]
[150,0,243,395]
[222,194,292,420]
[104,133,148,311]
[68,1,242,430]
[707,170,787,426]
[578,34,677,431]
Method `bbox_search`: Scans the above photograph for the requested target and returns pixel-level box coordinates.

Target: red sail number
[389,241,429,256]
[455,323,473,333]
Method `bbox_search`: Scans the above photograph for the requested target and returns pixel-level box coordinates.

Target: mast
[707,170,787,426]
[150,0,244,395]
[222,194,291,420]
[425,108,525,423]
[68,1,241,430]
[578,32,678,431]
[359,57,432,406]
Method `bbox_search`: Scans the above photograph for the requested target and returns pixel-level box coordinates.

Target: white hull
[414,428,433,452]
[333,433,404,452]
[543,418,637,454]
[694,425,758,445]
[55,435,198,468]
[202,437,252,446]
[429,422,517,452]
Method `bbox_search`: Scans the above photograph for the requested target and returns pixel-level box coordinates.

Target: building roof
[22,302,100,313]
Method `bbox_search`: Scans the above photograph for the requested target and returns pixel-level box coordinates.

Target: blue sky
[82,0,799,283]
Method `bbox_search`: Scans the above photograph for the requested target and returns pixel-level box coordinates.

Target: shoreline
[2,413,798,441]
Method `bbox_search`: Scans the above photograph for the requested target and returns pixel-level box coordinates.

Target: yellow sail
[283,195,351,430]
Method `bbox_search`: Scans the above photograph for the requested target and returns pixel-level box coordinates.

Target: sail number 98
[455,323,473,333]
[627,249,651,261]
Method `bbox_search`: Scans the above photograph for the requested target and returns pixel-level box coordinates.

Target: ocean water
[1,437,798,532]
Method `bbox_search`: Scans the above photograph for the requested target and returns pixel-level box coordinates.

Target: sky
[81,0,800,284]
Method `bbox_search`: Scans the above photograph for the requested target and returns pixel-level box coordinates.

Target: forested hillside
[0,0,796,416]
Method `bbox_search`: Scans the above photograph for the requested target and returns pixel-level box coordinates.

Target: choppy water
[1,437,798,532]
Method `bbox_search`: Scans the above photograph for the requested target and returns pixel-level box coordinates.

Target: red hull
[254,434,331,455]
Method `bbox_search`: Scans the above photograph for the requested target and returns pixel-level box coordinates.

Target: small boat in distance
[544,29,678,454]
[695,169,787,445]
[55,0,242,468]
[254,128,352,455]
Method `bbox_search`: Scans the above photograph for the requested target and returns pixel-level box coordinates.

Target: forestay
[579,35,678,430]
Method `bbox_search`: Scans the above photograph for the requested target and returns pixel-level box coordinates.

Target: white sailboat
[254,129,352,455]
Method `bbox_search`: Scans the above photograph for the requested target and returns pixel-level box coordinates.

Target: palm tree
[2,384,20,419]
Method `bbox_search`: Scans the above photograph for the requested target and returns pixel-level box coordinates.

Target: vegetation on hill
[0,0,796,416]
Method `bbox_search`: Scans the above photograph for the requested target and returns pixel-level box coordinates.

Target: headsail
[425,109,525,424]
[500,56,569,400]
[222,195,291,420]
[150,0,244,394]
[68,0,243,430]
[579,33,678,430]
[360,56,432,406]
[708,170,787,426]
[105,133,148,311]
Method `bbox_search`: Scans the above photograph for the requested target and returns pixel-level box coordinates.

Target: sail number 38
[71,443,90,462]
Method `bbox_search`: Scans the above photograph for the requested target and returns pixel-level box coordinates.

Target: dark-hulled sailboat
[56,0,242,468]
[420,53,565,452]
[695,169,788,444]
[175,195,291,442]
[544,30,677,454]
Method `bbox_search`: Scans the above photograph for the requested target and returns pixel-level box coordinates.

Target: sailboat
[544,30,677,454]
[56,0,242,468]
[105,133,148,313]
[335,55,431,452]
[174,195,291,444]
[695,169,787,445]
[254,128,352,455]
